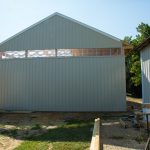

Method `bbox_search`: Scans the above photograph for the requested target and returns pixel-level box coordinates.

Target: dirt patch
[0,135,22,150]
[101,119,147,150]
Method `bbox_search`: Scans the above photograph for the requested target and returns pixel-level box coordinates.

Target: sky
[0,0,150,42]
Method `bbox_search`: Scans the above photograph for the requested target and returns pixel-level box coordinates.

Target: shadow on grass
[0,119,93,142]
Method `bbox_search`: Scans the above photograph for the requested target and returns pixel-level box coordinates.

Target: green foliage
[130,54,141,86]
[126,50,141,87]
[125,22,150,96]
[136,22,150,44]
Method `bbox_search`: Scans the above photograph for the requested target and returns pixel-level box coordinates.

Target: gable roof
[0,12,121,51]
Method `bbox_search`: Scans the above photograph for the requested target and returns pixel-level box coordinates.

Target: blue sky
[0,0,150,42]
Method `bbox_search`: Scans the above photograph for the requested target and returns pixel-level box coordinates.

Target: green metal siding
[0,56,126,111]
[0,15,121,51]
[141,45,150,104]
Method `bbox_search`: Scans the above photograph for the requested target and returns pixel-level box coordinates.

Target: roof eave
[133,36,150,52]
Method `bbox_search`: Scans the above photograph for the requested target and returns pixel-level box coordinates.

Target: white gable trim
[57,13,121,42]
[0,13,57,46]
[0,12,120,46]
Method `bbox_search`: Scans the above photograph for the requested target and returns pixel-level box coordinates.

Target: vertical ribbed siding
[0,15,121,51]
[141,45,150,103]
[0,56,126,111]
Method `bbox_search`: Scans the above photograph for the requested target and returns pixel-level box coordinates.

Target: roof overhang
[133,36,150,52]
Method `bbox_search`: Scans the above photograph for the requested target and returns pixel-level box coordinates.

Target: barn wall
[0,56,126,111]
[0,15,121,51]
[141,45,150,104]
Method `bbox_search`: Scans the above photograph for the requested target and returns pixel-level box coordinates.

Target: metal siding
[141,45,150,103]
[0,15,121,51]
[0,56,126,111]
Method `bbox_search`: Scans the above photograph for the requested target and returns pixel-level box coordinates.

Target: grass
[31,124,42,130]
[15,141,50,150]
[14,119,93,150]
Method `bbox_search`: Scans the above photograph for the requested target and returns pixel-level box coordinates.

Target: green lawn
[14,120,93,150]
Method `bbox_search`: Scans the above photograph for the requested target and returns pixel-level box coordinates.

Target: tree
[125,22,150,97]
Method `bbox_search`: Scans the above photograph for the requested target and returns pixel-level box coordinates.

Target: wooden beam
[90,118,102,150]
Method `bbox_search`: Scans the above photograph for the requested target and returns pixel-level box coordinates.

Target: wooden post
[90,118,102,150]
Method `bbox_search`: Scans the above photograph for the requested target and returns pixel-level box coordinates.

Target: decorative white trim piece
[0,12,121,46]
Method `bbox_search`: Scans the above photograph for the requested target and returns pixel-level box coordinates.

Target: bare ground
[101,119,147,150]
[0,112,148,150]
[0,136,21,150]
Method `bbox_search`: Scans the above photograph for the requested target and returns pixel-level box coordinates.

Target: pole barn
[0,12,126,111]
